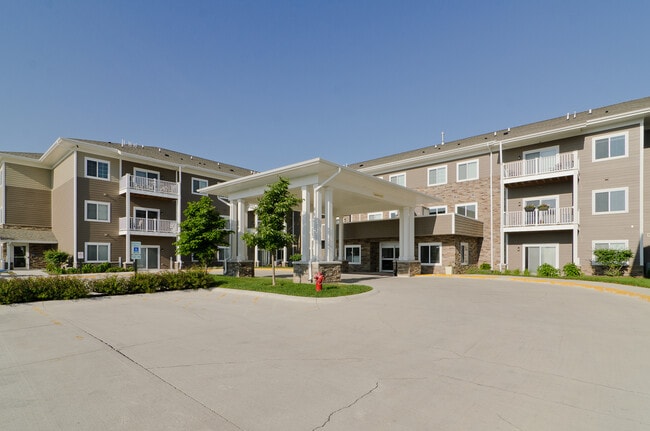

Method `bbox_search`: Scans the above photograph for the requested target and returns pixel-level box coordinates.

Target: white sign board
[131,241,142,260]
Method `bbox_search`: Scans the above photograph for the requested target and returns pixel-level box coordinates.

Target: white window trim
[345,245,361,265]
[456,159,479,182]
[389,210,399,219]
[368,212,383,221]
[592,131,628,162]
[133,167,160,179]
[389,173,406,187]
[85,242,111,263]
[427,165,448,186]
[591,239,630,264]
[460,242,469,265]
[192,177,209,195]
[455,202,478,219]
[85,157,110,181]
[592,187,628,215]
[84,200,111,222]
[522,243,559,270]
[428,205,447,215]
[522,145,560,159]
[419,242,442,266]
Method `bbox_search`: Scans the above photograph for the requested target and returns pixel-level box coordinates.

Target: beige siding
[52,154,76,253]
[344,219,398,240]
[506,231,573,271]
[454,215,484,237]
[577,126,641,271]
[5,163,51,190]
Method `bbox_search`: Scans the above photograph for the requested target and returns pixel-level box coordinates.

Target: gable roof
[351,96,650,174]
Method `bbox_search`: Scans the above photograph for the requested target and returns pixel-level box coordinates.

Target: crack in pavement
[312,381,379,431]
[61,319,246,431]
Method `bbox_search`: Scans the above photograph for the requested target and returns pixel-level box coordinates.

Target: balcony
[503,207,577,232]
[119,174,179,198]
[503,151,578,184]
[119,217,179,236]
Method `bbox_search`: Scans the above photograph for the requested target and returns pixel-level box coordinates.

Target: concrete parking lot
[2,273,650,430]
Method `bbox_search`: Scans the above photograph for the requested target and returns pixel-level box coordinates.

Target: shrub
[479,263,491,271]
[44,249,71,274]
[562,262,582,278]
[0,276,88,304]
[523,268,530,277]
[90,276,131,295]
[593,248,633,276]
[537,263,560,278]
[511,268,521,276]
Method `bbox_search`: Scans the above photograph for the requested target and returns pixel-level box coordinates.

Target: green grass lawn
[212,275,372,297]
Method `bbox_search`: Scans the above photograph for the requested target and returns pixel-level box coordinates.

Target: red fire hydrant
[315,271,324,292]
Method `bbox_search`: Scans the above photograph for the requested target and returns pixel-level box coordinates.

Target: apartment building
[346,96,650,275]
[0,138,252,270]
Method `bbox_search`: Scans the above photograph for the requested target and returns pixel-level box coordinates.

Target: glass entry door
[135,246,159,270]
[525,245,557,273]
[13,245,27,269]
[380,242,399,272]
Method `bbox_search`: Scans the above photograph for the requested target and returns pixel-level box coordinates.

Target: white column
[301,186,311,262]
[237,200,248,260]
[399,207,415,261]
[338,217,344,261]
[254,212,259,266]
[312,188,322,261]
[573,172,580,265]
[126,185,131,262]
[324,188,334,261]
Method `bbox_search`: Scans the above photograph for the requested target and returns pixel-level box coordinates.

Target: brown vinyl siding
[179,172,228,218]
[506,181,575,211]
[4,164,51,227]
[121,161,178,183]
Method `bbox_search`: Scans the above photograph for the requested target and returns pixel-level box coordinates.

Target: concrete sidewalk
[2,275,650,430]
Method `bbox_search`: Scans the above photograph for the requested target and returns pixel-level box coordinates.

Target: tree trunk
[271,256,276,286]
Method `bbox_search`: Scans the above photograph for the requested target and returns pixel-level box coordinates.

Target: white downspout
[640,120,645,272]
[487,142,494,269]
[498,140,505,270]
[73,151,78,268]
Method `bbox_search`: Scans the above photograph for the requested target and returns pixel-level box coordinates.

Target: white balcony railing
[119,174,179,197]
[504,207,575,228]
[119,217,179,236]
[503,151,577,180]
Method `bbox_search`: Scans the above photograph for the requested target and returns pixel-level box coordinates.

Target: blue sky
[2,0,649,171]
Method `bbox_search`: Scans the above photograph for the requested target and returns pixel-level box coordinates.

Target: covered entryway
[0,228,58,270]
[202,158,438,279]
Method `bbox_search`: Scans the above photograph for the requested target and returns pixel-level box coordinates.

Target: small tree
[593,248,633,276]
[175,196,231,271]
[243,177,301,285]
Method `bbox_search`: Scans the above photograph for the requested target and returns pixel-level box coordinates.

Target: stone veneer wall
[224,260,255,277]
[28,244,51,269]
[414,175,500,268]
[293,262,341,283]
[394,260,421,277]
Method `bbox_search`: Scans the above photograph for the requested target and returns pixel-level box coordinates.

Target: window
[460,242,469,265]
[368,212,383,221]
[457,160,478,182]
[456,203,477,219]
[217,246,230,262]
[85,201,110,222]
[592,240,629,263]
[429,206,447,215]
[427,166,447,186]
[345,245,361,264]
[389,173,406,186]
[192,177,209,195]
[389,211,399,219]
[593,188,627,214]
[593,133,627,161]
[85,158,110,180]
[419,242,442,265]
[85,243,110,262]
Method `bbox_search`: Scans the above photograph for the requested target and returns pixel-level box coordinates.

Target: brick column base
[394,260,421,277]
[293,261,342,283]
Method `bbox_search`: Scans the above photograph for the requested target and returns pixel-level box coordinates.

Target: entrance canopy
[202,158,438,263]
[203,158,436,215]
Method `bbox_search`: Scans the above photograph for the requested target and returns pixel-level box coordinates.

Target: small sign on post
[131,241,142,260]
